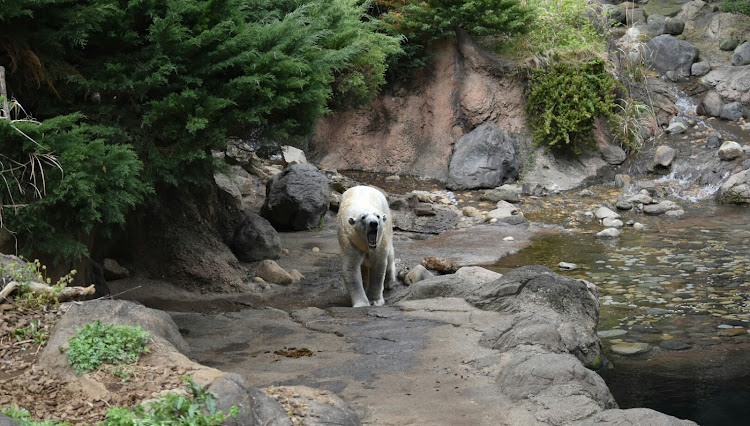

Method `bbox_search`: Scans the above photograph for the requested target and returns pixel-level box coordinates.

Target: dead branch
[0,280,95,302]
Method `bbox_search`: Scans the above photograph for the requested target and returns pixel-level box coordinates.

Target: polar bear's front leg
[384,244,396,290]
[366,260,387,306]
[343,254,370,307]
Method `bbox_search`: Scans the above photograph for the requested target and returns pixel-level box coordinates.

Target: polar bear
[337,185,396,307]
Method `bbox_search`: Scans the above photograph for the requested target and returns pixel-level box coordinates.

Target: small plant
[0,406,72,426]
[101,376,238,425]
[12,318,51,345]
[65,320,151,374]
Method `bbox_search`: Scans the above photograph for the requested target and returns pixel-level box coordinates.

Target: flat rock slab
[611,342,653,356]
[171,299,525,425]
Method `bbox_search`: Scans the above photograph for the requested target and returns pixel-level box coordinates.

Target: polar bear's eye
[382,214,387,222]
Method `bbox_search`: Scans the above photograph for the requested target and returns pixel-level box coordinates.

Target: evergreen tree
[0,0,402,261]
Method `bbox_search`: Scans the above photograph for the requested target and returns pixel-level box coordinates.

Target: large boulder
[696,89,723,117]
[643,35,699,80]
[732,42,750,67]
[701,66,750,104]
[446,124,519,190]
[260,163,330,231]
[717,169,750,204]
[231,211,282,262]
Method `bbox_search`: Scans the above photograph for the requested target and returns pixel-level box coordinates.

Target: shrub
[102,377,237,426]
[0,112,151,261]
[724,0,750,16]
[376,0,535,79]
[65,320,151,374]
[525,59,618,154]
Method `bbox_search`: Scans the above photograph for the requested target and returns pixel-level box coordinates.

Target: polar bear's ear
[348,217,356,225]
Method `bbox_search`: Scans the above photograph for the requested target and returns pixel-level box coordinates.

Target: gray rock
[496,352,616,406]
[446,124,519,190]
[598,329,627,338]
[732,42,750,66]
[660,340,692,351]
[691,61,711,77]
[604,4,627,26]
[102,258,130,281]
[650,145,678,171]
[718,141,743,160]
[720,34,741,51]
[707,131,723,148]
[392,203,460,234]
[647,14,666,35]
[281,145,307,167]
[231,211,282,262]
[696,90,723,117]
[225,140,262,171]
[454,266,502,282]
[701,66,750,105]
[626,193,655,205]
[0,415,21,426]
[600,144,627,165]
[633,222,646,231]
[664,17,685,35]
[597,228,621,238]
[616,200,633,210]
[486,200,519,221]
[581,408,698,426]
[468,265,602,366]
[666,121,688,134]
[717,169,750,204]
[260,163,330,231]
[719,102,746,121]
[614,174,632,188]
[559,262,578,271]
[665,209,685,218]
[256,260,294,285]
[643,35,698,80]
[611,341,652,355]
[595,206,620,220]
[39,300,190,372]
[644,200,682,215]
[602,217,624,228]
[480,184,521,203]
[404,264,434,286]
[209,374,265,426]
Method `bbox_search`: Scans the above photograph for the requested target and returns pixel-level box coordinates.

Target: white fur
[337,186,396,307]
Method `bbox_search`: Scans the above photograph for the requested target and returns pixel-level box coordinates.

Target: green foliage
[1,377,236,425]
[0,406,72,426]
[501,0,607,63]
[376,0,534,79]
[12,318,50,345]
[65,320,151,375]
[3,0,401,188]
[525,59,618,154]
[102,376,238,426]
[0,112,151,261]
[724,0,750,16]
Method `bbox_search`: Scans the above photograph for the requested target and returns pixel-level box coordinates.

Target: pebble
[611,342,652,355]
[659,341,692,351]
[598,329,628,338]
[312,247,320,253]
[503,236,514,241]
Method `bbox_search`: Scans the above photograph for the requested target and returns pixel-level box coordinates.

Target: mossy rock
[644,0,691,18]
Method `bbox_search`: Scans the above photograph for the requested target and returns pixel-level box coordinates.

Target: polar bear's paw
[371,298,385,307]
[353,301,370,308]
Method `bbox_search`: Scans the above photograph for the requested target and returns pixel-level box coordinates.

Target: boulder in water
[717,169,750,204]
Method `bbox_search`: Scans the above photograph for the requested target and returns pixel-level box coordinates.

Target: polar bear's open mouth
[367,229,378,249]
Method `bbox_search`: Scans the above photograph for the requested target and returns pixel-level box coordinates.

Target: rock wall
[311,31,527,182]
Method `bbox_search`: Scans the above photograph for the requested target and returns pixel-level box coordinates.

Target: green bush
[65,320,150,374]
[102,377,237,426]
[0,406,72,426]
[376,0,535,79]
[525,59,618,154]
[0,112,151,261]
[724,0,750,16]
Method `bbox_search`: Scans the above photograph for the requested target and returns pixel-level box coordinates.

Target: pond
[489,184,750,426]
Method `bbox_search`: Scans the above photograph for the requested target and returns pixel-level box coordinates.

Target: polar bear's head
[348,212,387,250]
